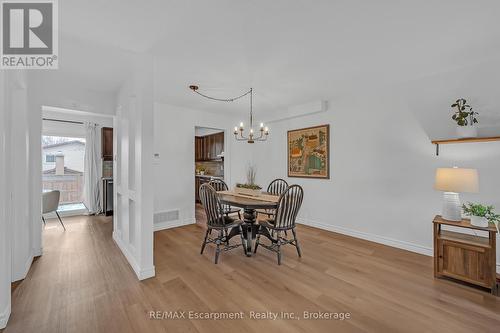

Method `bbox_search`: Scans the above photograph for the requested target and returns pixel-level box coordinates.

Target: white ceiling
[55,0,500,115]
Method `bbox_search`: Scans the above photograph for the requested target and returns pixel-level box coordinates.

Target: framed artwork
[287,124,330,179]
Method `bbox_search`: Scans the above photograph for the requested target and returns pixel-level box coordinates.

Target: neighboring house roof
[42,140,85,150]
[43,167,83,175]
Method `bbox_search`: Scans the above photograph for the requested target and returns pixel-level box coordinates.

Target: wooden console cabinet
[433,215,498,294]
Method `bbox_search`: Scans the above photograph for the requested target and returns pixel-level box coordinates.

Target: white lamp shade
[434,168,479,193]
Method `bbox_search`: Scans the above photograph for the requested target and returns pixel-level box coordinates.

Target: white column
[113,56,154,280]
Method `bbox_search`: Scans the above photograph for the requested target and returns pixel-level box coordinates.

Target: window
[42,136,86,205]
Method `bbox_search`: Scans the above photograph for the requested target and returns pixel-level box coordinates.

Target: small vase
[470,216,488,228]
[456,125,478,139]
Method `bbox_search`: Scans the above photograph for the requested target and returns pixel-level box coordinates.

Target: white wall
[9,72,36,282]
[153,103,234,229]
[0,70,41,328]
[28,72,116,115]
[0,72,12,329]
[250,84,500,270]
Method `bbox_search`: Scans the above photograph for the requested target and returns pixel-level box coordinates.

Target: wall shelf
[431,136,500,156]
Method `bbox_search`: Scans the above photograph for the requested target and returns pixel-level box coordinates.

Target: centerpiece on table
[235,164,262,197]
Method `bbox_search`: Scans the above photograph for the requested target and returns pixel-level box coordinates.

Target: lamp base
[441,192,462,222]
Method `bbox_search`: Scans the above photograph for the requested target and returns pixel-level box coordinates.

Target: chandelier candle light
[189,85,269,143]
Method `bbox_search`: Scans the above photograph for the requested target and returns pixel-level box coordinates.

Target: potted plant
[234,164,262,197]
[462,202,500,228]
[197,166,206,175]
[451,98,479,138]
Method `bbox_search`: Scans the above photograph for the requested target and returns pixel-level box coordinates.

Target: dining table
[218,191,279,256]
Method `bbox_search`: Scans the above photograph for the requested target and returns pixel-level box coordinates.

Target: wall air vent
[154,210,179,223]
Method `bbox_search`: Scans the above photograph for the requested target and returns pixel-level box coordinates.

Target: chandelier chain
[188,85,268,143]
[191,88,252,102]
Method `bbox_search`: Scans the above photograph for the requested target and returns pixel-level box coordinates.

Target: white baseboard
[154,218,196,232]
[0,303,10,329]
[138,266,156,280]
[112,232,155,281]
[298,218,500,273]
[297,217,434,256]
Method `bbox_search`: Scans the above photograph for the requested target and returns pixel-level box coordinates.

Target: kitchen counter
[195,174,223,180]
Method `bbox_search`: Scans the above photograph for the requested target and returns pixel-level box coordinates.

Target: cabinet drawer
[438,239,493,287]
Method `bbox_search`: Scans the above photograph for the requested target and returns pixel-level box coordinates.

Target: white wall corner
[0,303,11,329]
[297,217,433,257]
[154,217,196,232]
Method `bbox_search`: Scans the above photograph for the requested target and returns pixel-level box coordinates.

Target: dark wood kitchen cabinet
[214,132,224,157]
[101,127,113,160]
[195,132,224,161]
[195,136,204,161]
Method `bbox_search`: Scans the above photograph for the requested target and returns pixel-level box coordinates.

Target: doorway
[194,126,225,225]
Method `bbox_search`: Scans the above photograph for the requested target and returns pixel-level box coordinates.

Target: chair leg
[214,240,221,264]
[41,216,46,225]
[239,225,247,256]
[292,228,302,257]
[200,229,210,254]
[224,228,229,246]
[276,231,282,265]
[254,233,261,254]
[55,211,66,231]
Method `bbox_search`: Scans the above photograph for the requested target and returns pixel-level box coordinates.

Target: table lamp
[434,167,479,221]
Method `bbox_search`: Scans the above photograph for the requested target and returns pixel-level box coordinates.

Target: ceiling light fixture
[189,85,269,143]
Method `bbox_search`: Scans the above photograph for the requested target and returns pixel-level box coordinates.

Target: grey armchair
[42,190,66,230]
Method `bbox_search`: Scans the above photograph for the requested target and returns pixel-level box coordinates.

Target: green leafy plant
[462,202,500,227]
[236,183,262,190]
[451,98,479,126]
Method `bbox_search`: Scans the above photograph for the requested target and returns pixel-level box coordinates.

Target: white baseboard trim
[298,218,500,273]
[297,217,434,256]
[11,253,34,282]
[139,266,156,280]
[154,218,196,232]
[0,303,10,329]
[112,232,155,281]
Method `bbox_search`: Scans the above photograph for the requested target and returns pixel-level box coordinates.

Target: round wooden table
[219,192,278,256]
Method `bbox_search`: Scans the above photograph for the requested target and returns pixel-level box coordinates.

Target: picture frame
[287,124,330,179]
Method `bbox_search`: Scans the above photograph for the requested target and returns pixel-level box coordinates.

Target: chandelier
[189,85,269,143]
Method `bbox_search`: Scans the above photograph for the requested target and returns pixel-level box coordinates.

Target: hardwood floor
[4,209,500,332]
